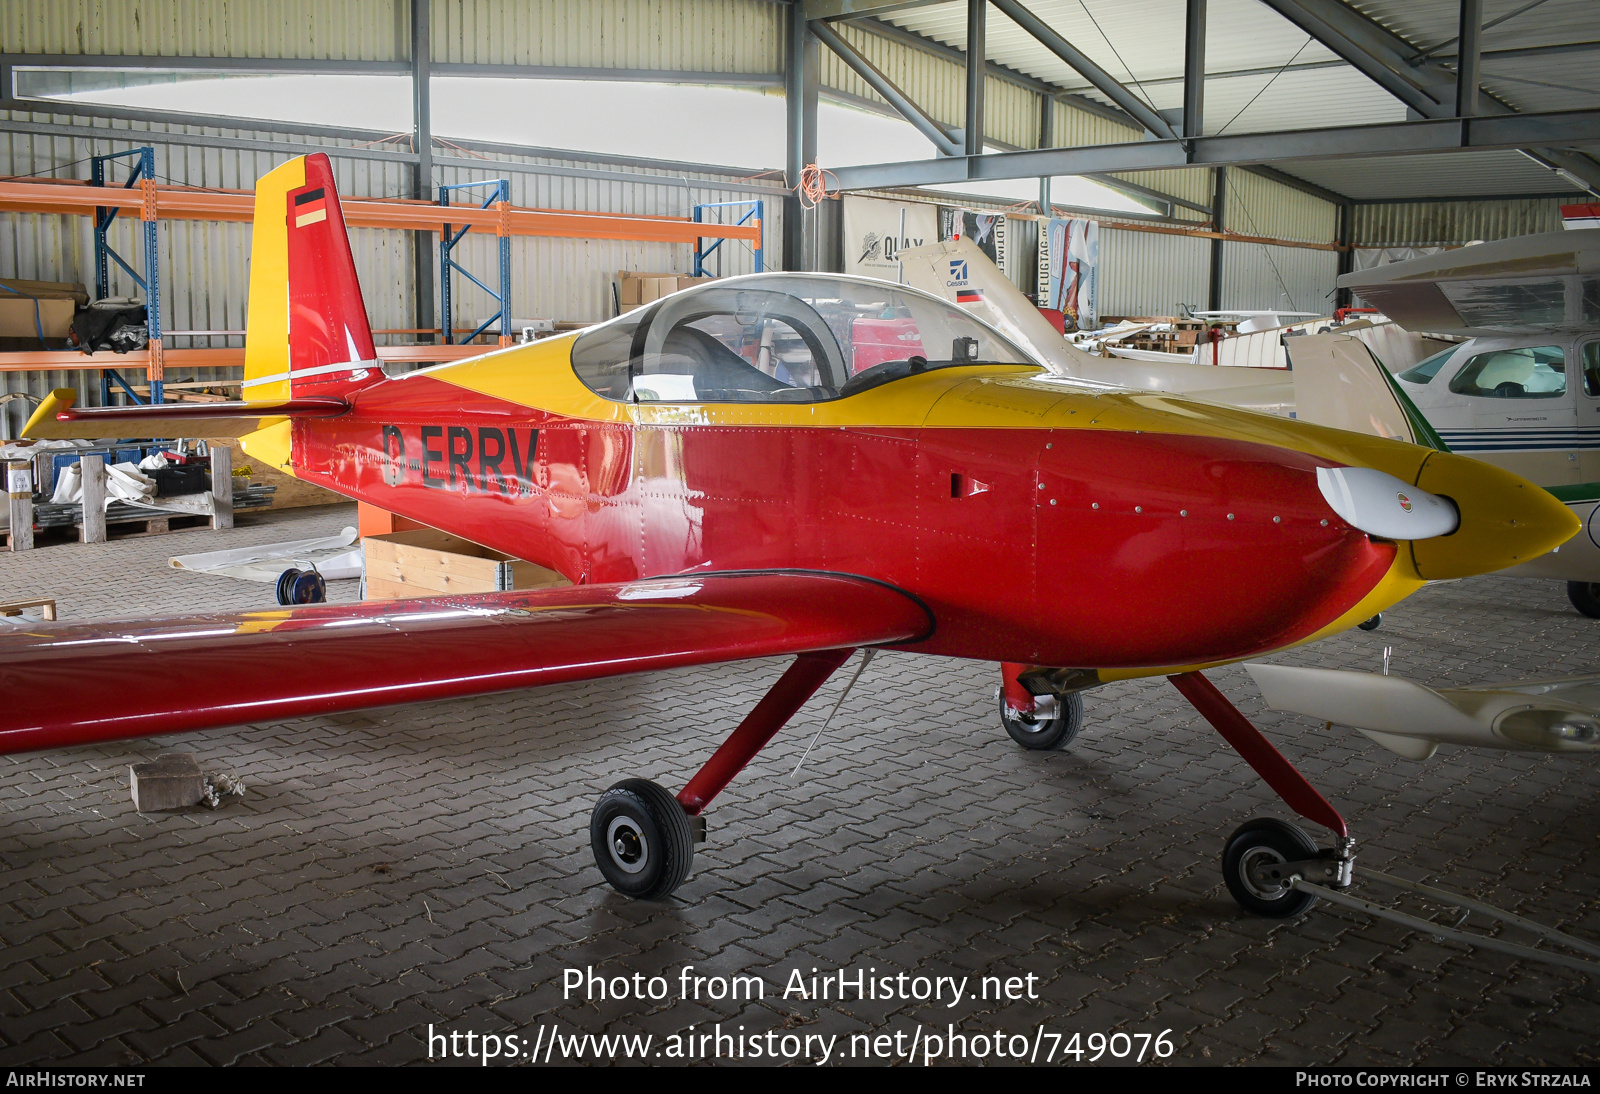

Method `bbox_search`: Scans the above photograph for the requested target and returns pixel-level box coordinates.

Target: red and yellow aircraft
[11,155,1579,914]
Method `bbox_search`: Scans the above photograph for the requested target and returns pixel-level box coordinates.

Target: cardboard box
[362,528,570,600]
[615,272,717,312]
[0,297,74,340]
[0,279,88,306]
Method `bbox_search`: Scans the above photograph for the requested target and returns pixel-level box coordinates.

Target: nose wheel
[589,779,696,900]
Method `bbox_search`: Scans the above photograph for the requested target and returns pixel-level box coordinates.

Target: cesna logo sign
[949,259,968,280]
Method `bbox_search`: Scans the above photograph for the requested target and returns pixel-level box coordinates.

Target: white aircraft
[1342,232,1600,617]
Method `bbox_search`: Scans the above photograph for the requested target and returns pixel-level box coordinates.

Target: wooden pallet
[0,597,55,620]
[95,513,212,539]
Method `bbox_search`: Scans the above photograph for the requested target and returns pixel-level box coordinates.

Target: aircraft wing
[0,571,933,755]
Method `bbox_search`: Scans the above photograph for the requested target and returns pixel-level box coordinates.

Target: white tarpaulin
[169,527,362,583]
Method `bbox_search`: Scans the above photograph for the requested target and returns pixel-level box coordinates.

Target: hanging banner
[1043,217,1099,331]
[841,196,938,280]
[939,208,1008,281]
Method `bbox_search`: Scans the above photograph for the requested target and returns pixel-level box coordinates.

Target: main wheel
[1568,581,1600,619]
[1357,613,1382,631]
[589,778,695,899]
[1221,817,1320,918]
[999,691,1083,751]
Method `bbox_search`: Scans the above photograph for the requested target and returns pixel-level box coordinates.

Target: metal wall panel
[432,0,783,73]
[1051,97,1140,150]
[1222,168,1338,243]
[1220,240,1338,315]
[1109,167,1212,221]
[1352,198,1566,246]
[1098,227,1209,319]
[1,0,406,60]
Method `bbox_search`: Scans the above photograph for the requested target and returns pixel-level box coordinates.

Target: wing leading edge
[0,571,934,755]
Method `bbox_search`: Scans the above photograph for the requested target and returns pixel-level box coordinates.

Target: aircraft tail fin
[243,153,382,403]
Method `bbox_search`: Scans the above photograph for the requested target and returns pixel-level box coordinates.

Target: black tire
[589,778,695,899]
[1357,613,1382,631]
[1568,581,1600,620]
[1221,817,1320,918]
[999,691,1084,751]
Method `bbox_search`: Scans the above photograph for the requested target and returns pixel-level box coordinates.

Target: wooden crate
[362,528,569,600]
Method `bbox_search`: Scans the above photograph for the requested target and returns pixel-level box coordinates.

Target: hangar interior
[0,0,1598,1069]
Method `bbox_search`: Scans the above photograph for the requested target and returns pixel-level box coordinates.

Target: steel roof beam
[1183,0,1206,142]
[1455,0,1482,119]
[809,19,961,156]
[989,0,1178,140]
[825,108,1600,190]
[964,0,986,156]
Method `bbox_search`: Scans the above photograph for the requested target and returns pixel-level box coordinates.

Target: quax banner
[842,196,938,280]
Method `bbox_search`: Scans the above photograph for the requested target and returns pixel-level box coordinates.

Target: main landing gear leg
[589,647,856,900]
[1168,671,1355,918]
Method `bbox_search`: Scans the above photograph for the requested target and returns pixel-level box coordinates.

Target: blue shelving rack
[439,179,512,346]
[91,147,163,404]
[693,200,764,277]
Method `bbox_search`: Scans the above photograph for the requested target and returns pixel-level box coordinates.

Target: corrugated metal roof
[1278,149,1585,201]
[886,0,1347,89]
[885,0,1600,201]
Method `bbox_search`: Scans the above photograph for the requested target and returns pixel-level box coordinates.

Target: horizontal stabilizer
[22,388,348,441]
[0,570,933,755]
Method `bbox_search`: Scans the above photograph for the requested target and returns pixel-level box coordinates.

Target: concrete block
[129,753,205,812]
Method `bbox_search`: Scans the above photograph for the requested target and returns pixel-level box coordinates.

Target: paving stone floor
[0,503,1596,1067]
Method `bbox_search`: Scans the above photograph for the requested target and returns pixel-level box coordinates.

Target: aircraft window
[1397,346,1457,385]
[1448,345,1567,399]
[1584,342,1600,397]
[570,274,1034,404]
